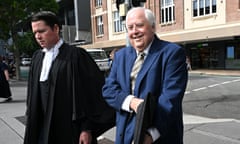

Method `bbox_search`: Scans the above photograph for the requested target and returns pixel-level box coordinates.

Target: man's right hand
[130,97,144,113]
[79,131,92,144]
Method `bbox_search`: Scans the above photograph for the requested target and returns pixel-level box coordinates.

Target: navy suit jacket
[102,36,188,144]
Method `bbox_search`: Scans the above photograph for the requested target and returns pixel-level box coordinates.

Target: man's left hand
[143,133,153,144]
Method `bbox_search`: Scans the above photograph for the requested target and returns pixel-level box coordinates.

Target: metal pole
[74,0,80,41]
[124,0,131,47]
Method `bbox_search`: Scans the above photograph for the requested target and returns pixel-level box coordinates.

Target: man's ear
[54,24,59,33]
[152,23,156,32]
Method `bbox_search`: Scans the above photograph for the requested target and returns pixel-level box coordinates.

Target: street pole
[74,0,80,42]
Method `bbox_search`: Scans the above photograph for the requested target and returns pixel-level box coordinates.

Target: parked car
[85,49,110,73]
[21,58,32,66]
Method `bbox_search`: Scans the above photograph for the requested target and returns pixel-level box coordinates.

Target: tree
[15,31,40,57]
[0,0,59,80]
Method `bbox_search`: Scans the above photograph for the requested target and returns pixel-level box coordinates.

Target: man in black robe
[24,11,115,144]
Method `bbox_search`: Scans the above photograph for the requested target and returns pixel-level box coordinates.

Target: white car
[21,58,32,66]
[85,49,110,72]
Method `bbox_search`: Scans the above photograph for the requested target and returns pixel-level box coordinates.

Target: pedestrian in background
[186,56,192,71]
[0,55,12,102]
[102,7,188,144]
[24,11,115,144]
[108,48,120,70]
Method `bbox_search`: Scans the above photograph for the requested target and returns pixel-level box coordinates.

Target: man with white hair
[103,7,188,144]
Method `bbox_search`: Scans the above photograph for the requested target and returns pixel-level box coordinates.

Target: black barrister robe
[24,43,115,144]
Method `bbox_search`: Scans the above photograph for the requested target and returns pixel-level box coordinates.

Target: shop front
[186,39,240,70]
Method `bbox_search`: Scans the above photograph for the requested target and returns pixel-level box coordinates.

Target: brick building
[61,0,240,70]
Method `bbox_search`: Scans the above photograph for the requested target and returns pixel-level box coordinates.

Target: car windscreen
[88,51,108,60]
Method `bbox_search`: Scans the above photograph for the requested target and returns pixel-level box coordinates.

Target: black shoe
[4,97,13,102]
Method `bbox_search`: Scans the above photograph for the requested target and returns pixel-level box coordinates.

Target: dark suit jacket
[102,36,188,144]
[24,43,115,144]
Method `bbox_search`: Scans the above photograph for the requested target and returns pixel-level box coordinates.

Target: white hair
[126,7,156,27]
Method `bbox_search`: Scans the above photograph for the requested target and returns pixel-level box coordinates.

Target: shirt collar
[42,39,63,53]
[136,38,154,56]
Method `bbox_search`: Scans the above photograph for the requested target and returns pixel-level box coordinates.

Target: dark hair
[31,11,60,30]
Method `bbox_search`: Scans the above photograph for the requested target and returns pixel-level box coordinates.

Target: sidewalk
[0,70,240,144]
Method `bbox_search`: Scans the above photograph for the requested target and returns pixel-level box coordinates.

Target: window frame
[160,0,175,24]
[95,0,102,7]
[193,0,217,17]
[96,15,104,36]
[113,11,125,33]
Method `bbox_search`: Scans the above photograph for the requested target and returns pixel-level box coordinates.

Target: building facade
[72,0,240,70]
[57,0,92,44]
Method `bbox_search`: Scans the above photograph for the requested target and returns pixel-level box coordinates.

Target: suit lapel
[126,47,137,83]
[134,38,161,95]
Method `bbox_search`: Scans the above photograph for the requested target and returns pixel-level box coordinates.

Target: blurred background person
[0,55,12,102]
[186,56,192,71]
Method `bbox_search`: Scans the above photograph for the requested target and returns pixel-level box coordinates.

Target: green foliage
[0,0,59,79]
[15,31,40,56]
[0,0,59,40]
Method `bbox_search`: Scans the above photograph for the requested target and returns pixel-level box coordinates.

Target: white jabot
[39,39,63,81]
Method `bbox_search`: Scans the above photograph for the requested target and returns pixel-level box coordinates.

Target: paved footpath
[1,70,240,144]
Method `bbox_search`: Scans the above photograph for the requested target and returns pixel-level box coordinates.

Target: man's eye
[127,26,133,30]
[38,29,46,33]
[136,23,144,28]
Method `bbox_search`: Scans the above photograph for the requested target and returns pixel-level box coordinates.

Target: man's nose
[35,33,41,39]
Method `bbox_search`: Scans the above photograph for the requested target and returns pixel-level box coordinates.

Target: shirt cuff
[121,95,135,112]
[147,127,160,142]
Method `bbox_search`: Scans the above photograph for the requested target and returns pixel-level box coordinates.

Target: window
[226,45,240,59]
[113,11,124,33]
[95,0,102,7]
[161,0,175,24]
[96,16,104,36]
[193,0,216,17]
[227,46,234,59]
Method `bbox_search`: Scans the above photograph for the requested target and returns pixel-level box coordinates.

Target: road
[183,74,240,120]
[1,71,240,144]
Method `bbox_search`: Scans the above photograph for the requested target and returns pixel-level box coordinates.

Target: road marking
[186,78,240,94]
[208,84,220,88]
[232,79,240,82]
[183,114,235,124]
[192,87,207,91]
[185,91,191,94]
[221,81,231,84]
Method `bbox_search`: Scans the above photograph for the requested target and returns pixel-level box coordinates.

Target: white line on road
[221,81,232,84]
[187,78,240,93]
[208,84,221,88]
[183,114,235,125]
[232,79,240,82]
[192,87,207,91]
[185,91,191,94]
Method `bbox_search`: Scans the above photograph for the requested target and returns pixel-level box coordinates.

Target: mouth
[38,41,45,45]
[133,36,142,41]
